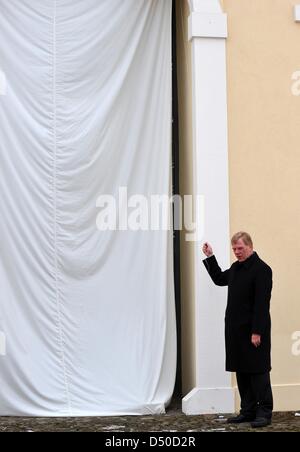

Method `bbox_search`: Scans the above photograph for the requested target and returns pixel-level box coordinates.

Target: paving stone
[0,406,299,432]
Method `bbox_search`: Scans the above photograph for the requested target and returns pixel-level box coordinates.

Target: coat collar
[237,251,259,269]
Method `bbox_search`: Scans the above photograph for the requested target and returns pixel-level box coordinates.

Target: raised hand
[202,242,213,258]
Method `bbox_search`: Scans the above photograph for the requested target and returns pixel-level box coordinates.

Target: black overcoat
[203,252,272,373]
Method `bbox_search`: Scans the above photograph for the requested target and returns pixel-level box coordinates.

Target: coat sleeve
[252,265,273,335]
[203,255,229,286]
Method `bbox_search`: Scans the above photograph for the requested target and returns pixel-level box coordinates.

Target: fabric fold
[0,0,175,416]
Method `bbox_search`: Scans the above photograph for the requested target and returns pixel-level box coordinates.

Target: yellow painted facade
[177,0,300,411]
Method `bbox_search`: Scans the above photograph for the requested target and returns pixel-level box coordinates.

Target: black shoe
[227,414,255,424]
[251,417,272,428]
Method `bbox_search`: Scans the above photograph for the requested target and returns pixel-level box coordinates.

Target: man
[202,232,273,428]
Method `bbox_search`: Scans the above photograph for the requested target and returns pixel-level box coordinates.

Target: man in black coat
[202,232,273,428]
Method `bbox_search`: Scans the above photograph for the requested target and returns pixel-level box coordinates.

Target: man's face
[232,238,253,262]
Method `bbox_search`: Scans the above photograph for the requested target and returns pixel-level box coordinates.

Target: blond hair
[231,231,253,247]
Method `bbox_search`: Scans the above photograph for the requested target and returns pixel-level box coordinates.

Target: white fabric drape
[0,0,176,416]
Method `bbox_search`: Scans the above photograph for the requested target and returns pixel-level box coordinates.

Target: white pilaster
[182,0,235,415]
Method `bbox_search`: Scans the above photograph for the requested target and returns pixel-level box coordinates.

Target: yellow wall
[177,0,300,410]
[223,0,300,411]
[176,0,196,396]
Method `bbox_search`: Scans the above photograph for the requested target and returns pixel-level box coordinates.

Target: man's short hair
[231,231,253,247]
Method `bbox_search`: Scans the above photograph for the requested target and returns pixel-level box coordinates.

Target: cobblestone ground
[0,407,299,432]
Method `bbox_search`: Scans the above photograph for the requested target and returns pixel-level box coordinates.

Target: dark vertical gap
[172,0,182,398]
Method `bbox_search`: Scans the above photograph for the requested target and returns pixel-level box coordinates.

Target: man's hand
[202,242,213,258]
[251,334,261,348]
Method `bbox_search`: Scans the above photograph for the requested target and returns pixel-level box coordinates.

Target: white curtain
[0,0,176,416]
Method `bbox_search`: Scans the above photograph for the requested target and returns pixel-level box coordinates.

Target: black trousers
[236,372,273,419]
